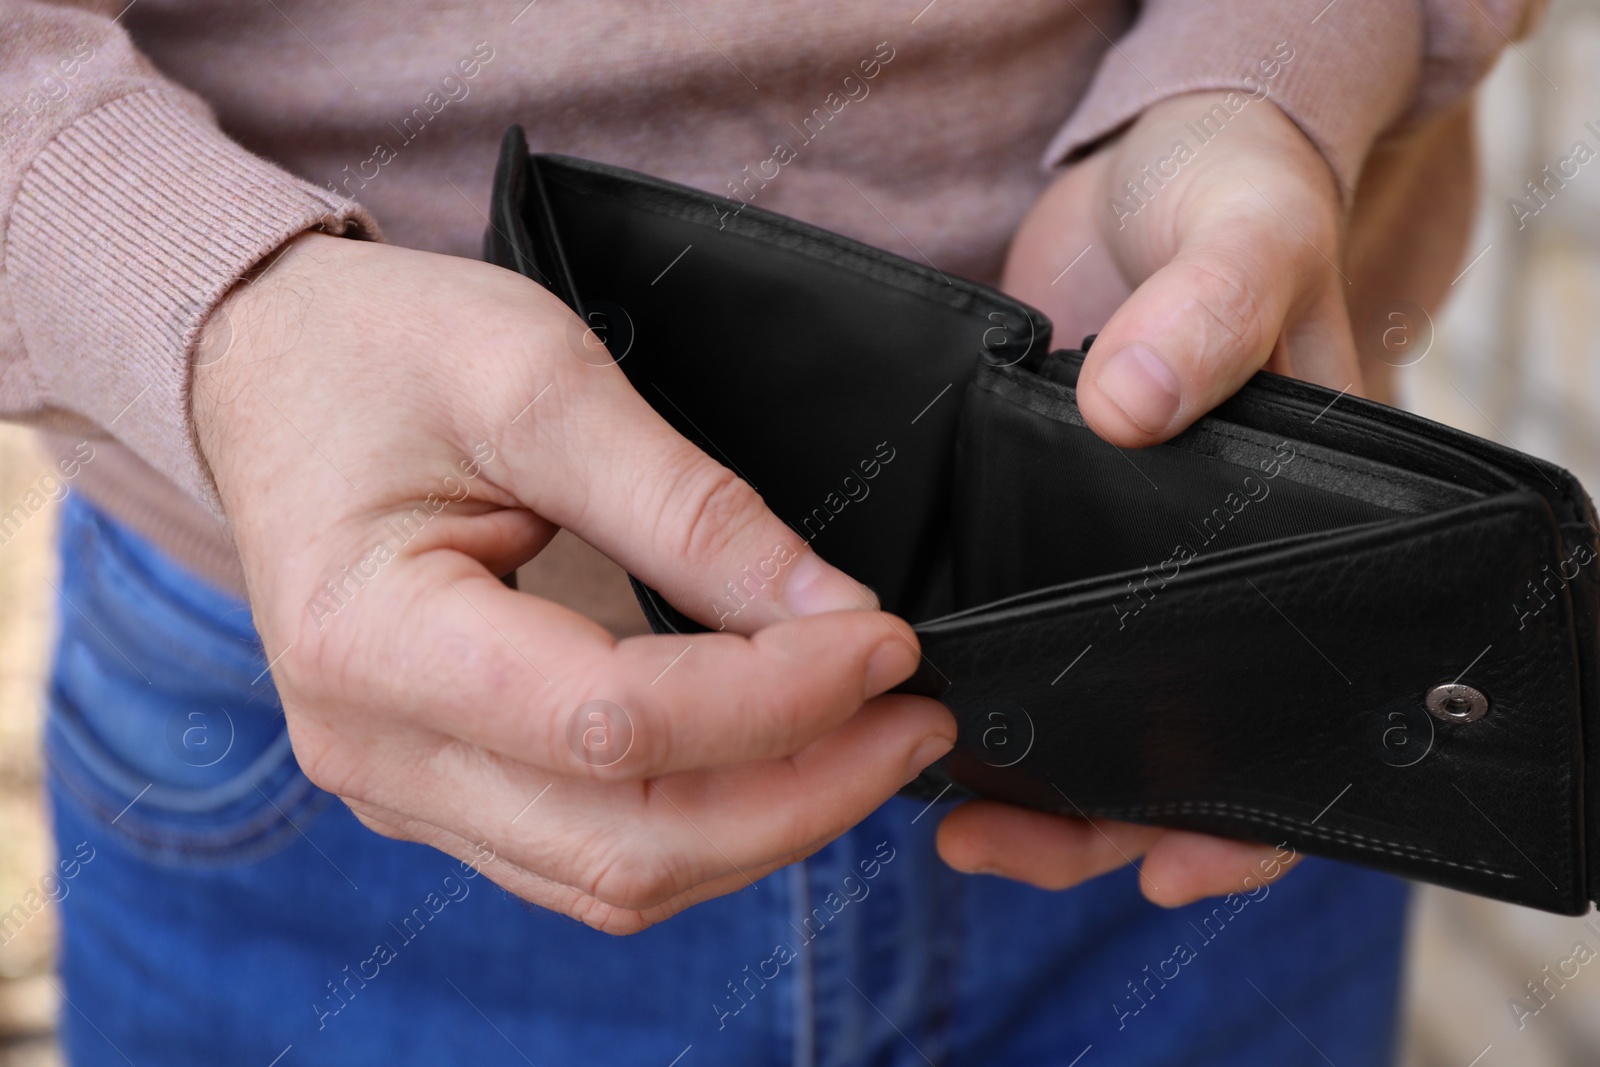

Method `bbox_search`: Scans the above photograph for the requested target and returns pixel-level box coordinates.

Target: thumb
[1077,226,1339,448]
[527,367,877,635]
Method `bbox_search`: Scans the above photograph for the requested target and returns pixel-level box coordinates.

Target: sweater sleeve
[0,0,378,508]
[1043,0,1545,200]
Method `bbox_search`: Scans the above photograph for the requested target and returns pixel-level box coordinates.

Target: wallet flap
[914,486,1586,911]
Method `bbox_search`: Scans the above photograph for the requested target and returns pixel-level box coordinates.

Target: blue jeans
[45,494,1409,1065]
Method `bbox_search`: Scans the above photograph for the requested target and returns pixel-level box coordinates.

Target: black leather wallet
[486,126,1600,915]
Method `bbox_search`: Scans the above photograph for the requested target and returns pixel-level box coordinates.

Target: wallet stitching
[1080,800,1520,880]
[1225,388,1540,501]
[1174,421,1460,510]
[1224,377,1586,521]
[540,162,1036,326]
[976,367,1471,511]
[989,358,1528,503]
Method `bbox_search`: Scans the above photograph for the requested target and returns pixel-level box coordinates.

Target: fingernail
[865,637,919,697]
[1096,343,1181,434]
[904,734,954,783]
[784,550,875,616]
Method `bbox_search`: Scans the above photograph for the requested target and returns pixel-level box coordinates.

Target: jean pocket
[45,495,330,867]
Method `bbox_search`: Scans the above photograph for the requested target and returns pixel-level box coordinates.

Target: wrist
[191,231,356,507]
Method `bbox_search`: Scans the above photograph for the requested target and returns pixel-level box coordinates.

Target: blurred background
[6,1,1600,1063]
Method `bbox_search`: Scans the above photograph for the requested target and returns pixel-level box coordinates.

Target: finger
[317,557,935,778]
[1137,831,1301,908]
[935,801,1163,892]
[342,693,953,912]
[1077,220,1331,448]
[513,355,874,632]
[347,801,833,935]
[1271,278,1364,395]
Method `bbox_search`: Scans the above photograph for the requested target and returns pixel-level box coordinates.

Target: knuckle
[273,624,337,702]
[591,856,683,912]
[279,572,405,704]
[610,635,816,777]
[1185,258,1270,358]
[576,832,687,911]
[281,711,345,789]
[729,679,806,757]
[558,672,657,781]
[288,727,371,800]
[658,458,764,566]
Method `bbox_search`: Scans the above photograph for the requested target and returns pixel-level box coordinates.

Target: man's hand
[193,233,956,934]
[936,90,1359,905]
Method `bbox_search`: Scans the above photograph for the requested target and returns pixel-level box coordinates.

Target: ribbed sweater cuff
[6,89,378,511]
[1042,0,1426,201]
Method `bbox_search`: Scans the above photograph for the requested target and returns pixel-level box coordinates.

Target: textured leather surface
[486,127,1600,914]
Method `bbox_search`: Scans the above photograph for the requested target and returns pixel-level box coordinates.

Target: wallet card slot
[998,360,1480,512]
[951,362,1483,608]
[1033,347,1533,500]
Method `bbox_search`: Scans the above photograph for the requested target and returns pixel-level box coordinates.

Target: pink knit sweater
[0,0,1538,595]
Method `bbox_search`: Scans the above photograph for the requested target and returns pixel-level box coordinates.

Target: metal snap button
[1425,683,1489,723]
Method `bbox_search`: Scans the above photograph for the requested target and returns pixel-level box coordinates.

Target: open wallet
[485,125,1600,915]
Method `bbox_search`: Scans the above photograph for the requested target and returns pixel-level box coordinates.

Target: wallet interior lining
[949,361,1491,610]
[531,156,1044,618]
